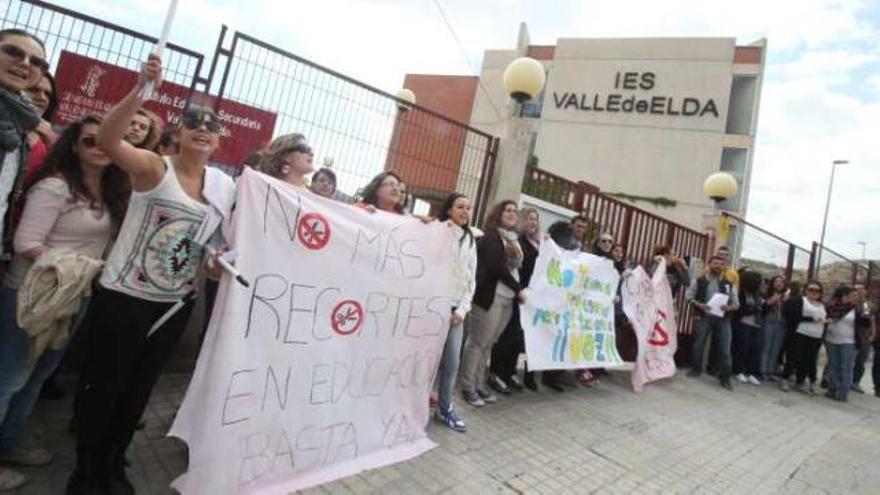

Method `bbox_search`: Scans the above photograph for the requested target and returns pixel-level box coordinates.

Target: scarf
[825,298,854,322]
[0,85,40,153]
[498,227,523,271]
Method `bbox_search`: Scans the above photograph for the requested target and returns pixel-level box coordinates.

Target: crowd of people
[0,29,877,494]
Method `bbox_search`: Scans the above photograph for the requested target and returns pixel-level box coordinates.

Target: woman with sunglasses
[258,133,314,187]
[0,29,49,259]
[0,116,129,491]
[573,233,617,387]
[21,71,57,181]
[784,281,827,395]
[66,55,235,494]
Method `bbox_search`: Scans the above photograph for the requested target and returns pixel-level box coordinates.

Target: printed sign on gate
[52,50,277,168]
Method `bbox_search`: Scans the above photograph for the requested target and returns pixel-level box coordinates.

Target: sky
[14,0,880,261]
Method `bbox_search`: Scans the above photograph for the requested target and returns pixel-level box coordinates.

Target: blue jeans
[760,320,786,376]
[437,320,463,412]
[825,342,856,399]
[0,287,85,453]
[691,316,732,380]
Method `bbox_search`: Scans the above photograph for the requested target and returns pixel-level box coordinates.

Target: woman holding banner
[258,133,314,188]
[433,192,476,431]
[458,200,524,407]
[489,207,540,394]
[67,55,235,494]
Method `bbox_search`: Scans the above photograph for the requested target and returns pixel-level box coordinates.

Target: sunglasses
[79,136,98,149]
[288,143,313,155]
[180,112,220,133]
[806,287,822,293]
[0,44,49,73]
[600,239,613,244]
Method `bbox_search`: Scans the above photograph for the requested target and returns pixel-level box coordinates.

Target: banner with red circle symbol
[170,169,456,495]
[622,260,679,393]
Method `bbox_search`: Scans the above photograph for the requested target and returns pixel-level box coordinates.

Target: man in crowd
[687,255,740,390]
[124,107,162,151]
[571,215,589,251]
[852,283,874,393]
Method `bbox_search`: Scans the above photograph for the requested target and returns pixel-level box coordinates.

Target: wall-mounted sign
[552,71,719,118]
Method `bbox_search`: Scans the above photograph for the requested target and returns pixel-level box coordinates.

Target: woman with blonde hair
[259,133,314,187]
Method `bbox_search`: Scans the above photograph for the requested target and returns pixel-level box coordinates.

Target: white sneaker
[0,467,27,490]
[0,446,53,466]
[747,375,761,386]
[735,373,748,383]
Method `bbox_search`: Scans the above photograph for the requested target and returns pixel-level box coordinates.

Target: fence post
[808,241,818,280]
[620,209,634,251]
[785,244,795,280]
[572,181,589,213]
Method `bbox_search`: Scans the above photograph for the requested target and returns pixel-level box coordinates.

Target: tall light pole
[816,159,848,270]
[857,241,867,261]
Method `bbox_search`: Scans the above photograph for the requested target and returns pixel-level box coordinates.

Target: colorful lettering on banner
[621,261,678,393]
[52,51,277,169]
[168,169,454,494]
[520,239,622,370]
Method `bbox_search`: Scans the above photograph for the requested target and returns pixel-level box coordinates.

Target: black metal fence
[2,0,497,220]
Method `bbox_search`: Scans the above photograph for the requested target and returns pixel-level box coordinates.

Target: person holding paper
[686,254,739,390]
[67,55,235,494]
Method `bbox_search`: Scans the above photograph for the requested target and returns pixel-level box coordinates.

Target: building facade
[398,24,766,233]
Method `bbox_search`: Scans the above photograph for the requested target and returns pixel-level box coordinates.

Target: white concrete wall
[469,36,764,233]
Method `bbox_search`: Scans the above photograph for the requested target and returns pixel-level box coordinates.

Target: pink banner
[622,261,678,392]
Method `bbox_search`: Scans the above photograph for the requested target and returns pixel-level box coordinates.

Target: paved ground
[12,368,880,494]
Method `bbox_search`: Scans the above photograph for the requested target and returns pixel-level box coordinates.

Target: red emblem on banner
[331,300,364,336]
[297,212,331,250]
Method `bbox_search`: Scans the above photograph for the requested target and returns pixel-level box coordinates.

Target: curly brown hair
[26,115,131,230]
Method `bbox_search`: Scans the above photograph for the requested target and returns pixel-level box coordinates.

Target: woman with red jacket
[458,200,524,407]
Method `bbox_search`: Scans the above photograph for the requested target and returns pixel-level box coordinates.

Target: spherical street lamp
[703,172,738,204]
[503,57,546,103]
[395,88,416,111]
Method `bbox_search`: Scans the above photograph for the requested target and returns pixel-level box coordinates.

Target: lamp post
[816,159,848,270]
[395,88,416,111]
[703,171,739,254]
[482,57,546,223]
[857,241,867,261]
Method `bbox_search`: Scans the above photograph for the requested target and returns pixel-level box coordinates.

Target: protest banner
[169,169,454,494]
[520,239,622,370]
[52,50,277,168]
[621,260,678,392]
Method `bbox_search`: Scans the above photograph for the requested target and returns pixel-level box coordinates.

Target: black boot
[523,371,538,392]
[66,449,108,495]
[106,445,135,495]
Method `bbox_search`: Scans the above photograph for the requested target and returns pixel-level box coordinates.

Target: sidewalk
[15,371,880,494]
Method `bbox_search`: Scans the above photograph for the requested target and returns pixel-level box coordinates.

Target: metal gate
[2,0,498,219]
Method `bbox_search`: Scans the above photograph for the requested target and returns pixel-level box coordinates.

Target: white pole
[138,0,180,99]
[816,159,848,271]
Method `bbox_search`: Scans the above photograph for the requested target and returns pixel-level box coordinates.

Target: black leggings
[74,288,194,458]
[490,306,522,380]
[792,333,823,385]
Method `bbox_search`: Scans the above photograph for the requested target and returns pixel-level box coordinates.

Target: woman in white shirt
[68,56,236,493]
[789,281,827,394]
[824,286,871,402]
[433,193,476,432]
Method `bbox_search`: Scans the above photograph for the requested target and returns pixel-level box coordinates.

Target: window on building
[725,76,758,135]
